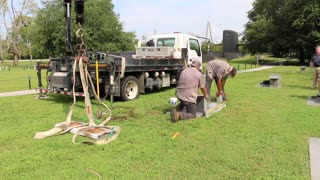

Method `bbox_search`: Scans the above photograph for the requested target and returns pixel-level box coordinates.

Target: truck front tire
[120,76,140,101]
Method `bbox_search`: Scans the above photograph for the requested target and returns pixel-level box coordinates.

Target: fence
[231,63,258,71]
[0,76,47,92]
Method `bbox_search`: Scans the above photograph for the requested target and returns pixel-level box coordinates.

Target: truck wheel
[120,76,140,101]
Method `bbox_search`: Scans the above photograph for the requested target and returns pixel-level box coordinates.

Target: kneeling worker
[205,59,237,101]
[171,59,209,122]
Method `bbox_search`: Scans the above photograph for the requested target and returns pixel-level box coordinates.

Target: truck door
[187,38,202,64]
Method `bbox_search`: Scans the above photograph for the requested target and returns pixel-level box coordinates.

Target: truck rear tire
[120,76,140,101]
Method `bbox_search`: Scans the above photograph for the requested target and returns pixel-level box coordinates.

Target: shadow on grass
[144,86,175,96]
[285,85,314,90]
[44,94,76,103]
[289,95,310,100]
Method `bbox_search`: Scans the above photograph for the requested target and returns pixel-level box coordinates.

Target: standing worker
[205,59,237,101]
[310,45,320,89]
[171,59,209,122]
[310,45,320,96]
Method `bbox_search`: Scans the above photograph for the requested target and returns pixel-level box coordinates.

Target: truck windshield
[156,38,175,47]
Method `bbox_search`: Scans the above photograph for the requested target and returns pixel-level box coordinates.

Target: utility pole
[205,21,213,53]
[206,21,213,43]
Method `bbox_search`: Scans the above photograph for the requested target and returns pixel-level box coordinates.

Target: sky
[112,0,255,43]
[4,0,254,43]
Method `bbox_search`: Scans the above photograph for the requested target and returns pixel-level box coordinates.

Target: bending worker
[205,59,237,101]
[171,59,209,122]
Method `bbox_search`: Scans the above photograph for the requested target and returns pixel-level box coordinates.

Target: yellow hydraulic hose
[95,60,100,97]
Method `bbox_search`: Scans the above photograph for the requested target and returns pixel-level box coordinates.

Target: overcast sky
[112,0,255,43]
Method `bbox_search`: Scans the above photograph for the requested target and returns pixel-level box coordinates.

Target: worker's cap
[229,67,237,78]
[190,58,202,67]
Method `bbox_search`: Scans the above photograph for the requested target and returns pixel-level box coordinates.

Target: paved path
[0,89,37,97]
[0,66,275,97]
[238,66,274,73]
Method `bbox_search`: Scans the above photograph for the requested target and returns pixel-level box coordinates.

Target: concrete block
[269,74,281,88]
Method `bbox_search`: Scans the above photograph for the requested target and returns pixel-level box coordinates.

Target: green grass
[228,56,261,71]
[0,58,259,93]
[0,60,48,92]
[0,65,319,179]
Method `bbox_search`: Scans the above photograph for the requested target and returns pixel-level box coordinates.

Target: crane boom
[63,0,85,55]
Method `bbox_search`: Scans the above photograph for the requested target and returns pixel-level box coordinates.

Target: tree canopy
[0,0,37,65]
[242,0,320,62]
[29,0,137,58]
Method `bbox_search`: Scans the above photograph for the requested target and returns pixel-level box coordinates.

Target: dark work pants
[205,74,213,100]
[176,99,197,120]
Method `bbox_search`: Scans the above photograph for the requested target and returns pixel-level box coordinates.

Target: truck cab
[135,33,202,65]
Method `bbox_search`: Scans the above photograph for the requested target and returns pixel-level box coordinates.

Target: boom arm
[64,0,85,55]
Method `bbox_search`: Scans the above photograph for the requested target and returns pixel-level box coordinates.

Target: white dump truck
[36,1,205,101]
[37,32,203,101]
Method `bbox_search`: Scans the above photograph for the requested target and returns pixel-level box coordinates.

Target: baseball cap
[190,57,201,67]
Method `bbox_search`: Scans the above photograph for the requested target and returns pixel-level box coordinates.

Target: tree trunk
[13,53,19,66]
[0,41,3,63]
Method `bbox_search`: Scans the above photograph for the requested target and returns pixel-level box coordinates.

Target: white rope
[79,57,96,126]
[35,55,120,144]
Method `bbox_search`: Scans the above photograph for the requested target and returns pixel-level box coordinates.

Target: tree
[242,0,320,63]
[30,0,137,58]
[0,0,36,65]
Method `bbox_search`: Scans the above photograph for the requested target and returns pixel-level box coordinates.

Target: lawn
[0,60,48,92]
[0,62,319,179]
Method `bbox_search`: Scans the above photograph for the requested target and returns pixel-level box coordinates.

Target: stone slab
[307,97,320,106]
[309,137,320,180]
[196,95,226,118]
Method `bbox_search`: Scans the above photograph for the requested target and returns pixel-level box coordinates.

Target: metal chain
[75,23,87,57]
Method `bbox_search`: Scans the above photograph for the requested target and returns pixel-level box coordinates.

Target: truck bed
[109,51,185,72]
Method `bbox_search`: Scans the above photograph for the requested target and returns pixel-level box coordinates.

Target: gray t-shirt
[206,60,231,80]
[176,67,205,103]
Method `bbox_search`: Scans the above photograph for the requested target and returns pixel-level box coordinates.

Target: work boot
[171,109,181,122]
[222,94,228,101]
